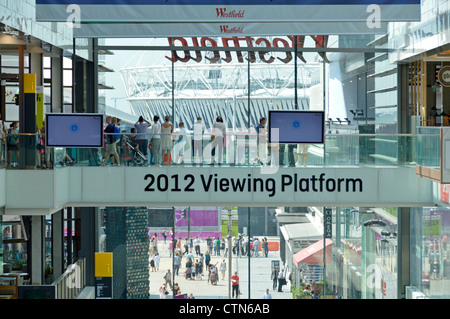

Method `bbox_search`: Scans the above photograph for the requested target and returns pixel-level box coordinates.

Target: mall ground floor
[1,205,450,299]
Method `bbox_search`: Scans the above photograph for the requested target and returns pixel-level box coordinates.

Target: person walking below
[263,237,269,257]
[194,236,201,255]
[174,252,181,275]
[271,266,279,291]
[164,269,173,290]
[205,250,211,268]
[159,284,168,299]
[220,259,227,281]
[215,237,221,256]
[263,288,272,299]
[231,271,240,299]
[253,237,260,257]
[278,268,285,292]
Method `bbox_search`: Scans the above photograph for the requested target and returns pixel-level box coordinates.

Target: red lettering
[311,35,330,63]
[245,37,256,63]
[165,37,191,63]
[272,38,292,64]
[190,37,202,63]
[222,37,245,63]
[201,37,220,64]
[165,36,328,64]
[255,37,274,64]
[288,36,307,63]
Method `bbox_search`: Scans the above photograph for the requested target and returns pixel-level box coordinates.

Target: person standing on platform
[161,115,173,165]
[174,121,186,165]
[103,117,121,166]
[255,116,268,165]
[6,121,19,167]
[134,116,151,159]
[296,144,310,167]
[210,116,226,165]
[193,116,205,165]
[231,271,240,298]
[150,115,161,166]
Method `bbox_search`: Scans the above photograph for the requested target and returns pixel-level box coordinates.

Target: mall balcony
[0,130,436,213]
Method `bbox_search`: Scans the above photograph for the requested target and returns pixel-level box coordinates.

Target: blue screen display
[268,110,324,144]
[46,114,104,148]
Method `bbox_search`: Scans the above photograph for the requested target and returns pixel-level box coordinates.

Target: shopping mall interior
[1,0,450,300]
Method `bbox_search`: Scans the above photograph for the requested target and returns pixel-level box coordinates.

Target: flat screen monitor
[268,110,324,144]
[46,113,104,148]
[18,285,56,299]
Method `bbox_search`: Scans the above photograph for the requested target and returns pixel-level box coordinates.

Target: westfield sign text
[165,36,329,64]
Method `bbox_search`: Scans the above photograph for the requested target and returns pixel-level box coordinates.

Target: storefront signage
[95,277,113,299]
[324,208,332,238]
[165,36,328,64]
[438,66,450,88]
[73,21,389,38]
[36,0,421,24]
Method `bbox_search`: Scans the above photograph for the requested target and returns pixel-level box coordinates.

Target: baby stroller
[125,140,147,166]
[210,271,218,285]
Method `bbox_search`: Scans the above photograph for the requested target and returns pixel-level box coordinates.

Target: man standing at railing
[256,117,268,165]
[193,116,205,165]
[134,116,151,160]
[0,114,6,165]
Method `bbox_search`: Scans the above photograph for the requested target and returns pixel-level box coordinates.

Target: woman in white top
[161,115,173,165]
[210,116,226,165]
[220,259,227,280]
[150,115,162,166]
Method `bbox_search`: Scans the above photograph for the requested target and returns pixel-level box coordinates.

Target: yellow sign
[24,73,36,93]
[36,86,44,130]
[95,253,113,277]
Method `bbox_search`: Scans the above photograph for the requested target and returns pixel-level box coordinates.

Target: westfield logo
[219,25,244,33]
[216,8,245,18]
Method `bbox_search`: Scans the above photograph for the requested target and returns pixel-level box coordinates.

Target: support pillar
[31,216,44,285]
[52,210,64,279]
[398,207,410,299]
[51,57,63,113]
[77,207,97,286]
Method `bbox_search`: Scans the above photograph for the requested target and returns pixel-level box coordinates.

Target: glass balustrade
[416,127,441,169]
[1,131,419,169]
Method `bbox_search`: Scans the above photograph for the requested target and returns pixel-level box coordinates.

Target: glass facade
[410,208,450,298]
